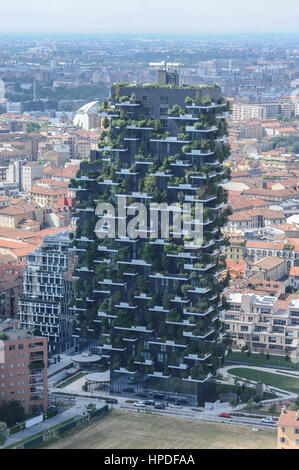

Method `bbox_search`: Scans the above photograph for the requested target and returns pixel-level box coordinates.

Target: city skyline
[0,0,298,35]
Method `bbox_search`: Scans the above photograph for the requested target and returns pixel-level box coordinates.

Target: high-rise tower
[71,79,231,405]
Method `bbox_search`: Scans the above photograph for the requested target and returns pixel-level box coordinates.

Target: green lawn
[57,373,86,388]
[228,368,299,394]
[225,351,299,370]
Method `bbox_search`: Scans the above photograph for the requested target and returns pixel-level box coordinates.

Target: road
[48,390,277,431]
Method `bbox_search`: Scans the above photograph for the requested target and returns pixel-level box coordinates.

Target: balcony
[184,353,211,361]
[186,103,226,110]
[101,344,126,352]
[149,273,188,281]
[185,125,218,133]
[118,259,151,267]
[98,279,127,287]
[187,287,211,294]
[183,306,214,317]
[114,325,155,333]
[171,296,189,304]
[114,367,138,374]
[168,363,188,370]
[134,293,152,300]
[115,302,138,310]
[168,113,198,121]
[185,149,214,157]
[134,359,154,366]
[183,328,215,339]
[182,372,213,383]
[149,305,169,313]
[98,311,117,319]
[148,371,171,379]
[75,207,94,213]
[166,319,195,327]
[183,263,216,272]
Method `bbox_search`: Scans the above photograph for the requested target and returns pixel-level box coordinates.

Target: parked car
[133,401,146,408]
[105,398,118,404]
[154,404,166,410]
[261,417,275,424]
[144,400,155,406]
[219,413,231,418]
[169,404,182,409]
[177,399,188,405]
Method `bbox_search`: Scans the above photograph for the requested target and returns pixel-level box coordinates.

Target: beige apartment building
[221,292,299,354]
[0,320,48,414]
[30,187,68,207]
[278,408,299,449]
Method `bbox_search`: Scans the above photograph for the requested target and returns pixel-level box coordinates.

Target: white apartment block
[233,102,292,121]
[221,292,299,354]
[233,104,265,121]
[21,162,43,192]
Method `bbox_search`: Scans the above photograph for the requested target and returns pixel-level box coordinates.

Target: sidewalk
[1,405,83,449]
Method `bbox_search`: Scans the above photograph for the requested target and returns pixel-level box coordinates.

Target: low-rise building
[278,408,299,449]
[221,292,299,354]
[247,256,287,282]
[30,186,68,207]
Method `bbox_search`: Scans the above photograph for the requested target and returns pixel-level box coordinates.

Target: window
[157,354,164,363]
[280,437,285,443]
[160,96,168,104]
[160,107,168,117]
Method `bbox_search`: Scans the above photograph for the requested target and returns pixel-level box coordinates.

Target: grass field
[57,373,86,389]
[225,351,299,370]
[228,367,299,393]
[47,410,276,449]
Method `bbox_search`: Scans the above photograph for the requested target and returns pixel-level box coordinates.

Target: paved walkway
[0,406,83,449]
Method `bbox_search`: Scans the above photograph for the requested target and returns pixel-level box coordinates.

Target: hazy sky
[0,0,298,35]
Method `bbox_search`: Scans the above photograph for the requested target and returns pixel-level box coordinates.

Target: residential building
[247,256,287,282]
[221,292,299,354]
[278,408,299,449]
[72,81,230,405]
[18,231,75,355]
[226,209,286,232]
[0,320,48,414]
[30,187,68,207]
[0,202,44,229]
[289,266,299,290]
[21,162,43,193]
[0,262,23,319]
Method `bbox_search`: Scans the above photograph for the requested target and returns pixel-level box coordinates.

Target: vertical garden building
[71,81,231,405]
